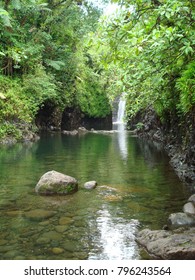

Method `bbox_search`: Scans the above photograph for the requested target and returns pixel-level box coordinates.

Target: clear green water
[0,130,190,260]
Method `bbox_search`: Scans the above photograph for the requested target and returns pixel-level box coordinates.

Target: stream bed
[0,131,191,260]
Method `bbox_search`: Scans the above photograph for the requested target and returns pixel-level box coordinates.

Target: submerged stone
[51,247,64,255]
[6,210,23,217]
[35,170,78,195]
[55,225,69,233]
[59,217,73,225]
[41,231,61,241]
[24,209,56,221]
[62,241,78,252]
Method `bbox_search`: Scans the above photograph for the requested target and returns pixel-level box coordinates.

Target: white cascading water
[116,94,126,123]
[113,93,128,160]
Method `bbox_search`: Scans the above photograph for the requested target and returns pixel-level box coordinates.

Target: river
[0,130,190,260]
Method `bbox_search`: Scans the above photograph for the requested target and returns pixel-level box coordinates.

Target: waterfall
[116,95,126,123]
[113,93,128,160]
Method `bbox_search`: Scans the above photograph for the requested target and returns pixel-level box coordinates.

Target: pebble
[36,237,50,245]
[55,225,69,233]
[51,247,64,255]
[4,250,19,259]
[40,231,61,241]
[62,241,78,252]
[59,217,73,225]
[84,181,97,190]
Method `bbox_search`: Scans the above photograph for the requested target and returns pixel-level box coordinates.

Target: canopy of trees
[88,0,194,122]
[93,0,195,118]
[0,0,111,139]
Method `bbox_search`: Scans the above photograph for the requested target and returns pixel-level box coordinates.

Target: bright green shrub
[176,61,195,114]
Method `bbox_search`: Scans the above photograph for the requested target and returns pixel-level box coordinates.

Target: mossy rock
[35,170,78,195]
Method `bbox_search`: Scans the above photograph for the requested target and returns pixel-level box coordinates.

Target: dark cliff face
[35,103,113,132]
[35,102,62,131]
[127,107,195,186]
[61,106,113,131]
[61,107,82,131]
[81,115,113,130]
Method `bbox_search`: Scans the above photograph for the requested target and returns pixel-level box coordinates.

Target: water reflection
[113,123,128,160]
[88,206,139,260]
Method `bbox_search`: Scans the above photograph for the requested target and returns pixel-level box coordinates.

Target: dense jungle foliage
[0,0,194,140]
[0,0,111,139]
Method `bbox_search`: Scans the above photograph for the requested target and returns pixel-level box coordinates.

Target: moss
[37,182,78,195]
[65,184,78,194]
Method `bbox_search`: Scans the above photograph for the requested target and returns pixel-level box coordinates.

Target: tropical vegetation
[0,0,111,139]
[89,0,195,122]
[0,0,194,142]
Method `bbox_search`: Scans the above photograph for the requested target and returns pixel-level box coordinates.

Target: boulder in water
[84,181,97,190]
[35,170,78,195]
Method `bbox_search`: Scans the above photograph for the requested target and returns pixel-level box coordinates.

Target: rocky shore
[136,194,195,259]
[0,121,39,145]
[128,108,195,259]
[128,108,195,188]
[136,227,195,260]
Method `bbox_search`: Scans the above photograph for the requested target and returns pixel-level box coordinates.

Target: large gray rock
[136,228,195,259]
[35,170,78,195]
[167,212,195,229]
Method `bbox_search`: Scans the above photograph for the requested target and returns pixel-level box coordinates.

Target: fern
[0,8,12,27]
[11,0,21,10]
[45,59,65,71]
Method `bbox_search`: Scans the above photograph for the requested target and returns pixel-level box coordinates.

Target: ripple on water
[88,208,140,260]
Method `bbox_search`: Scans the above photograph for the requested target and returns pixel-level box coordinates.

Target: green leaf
[0,8,12,27]
[0,92,6,100]
[45,59,65,70]
[11,0,21,10]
